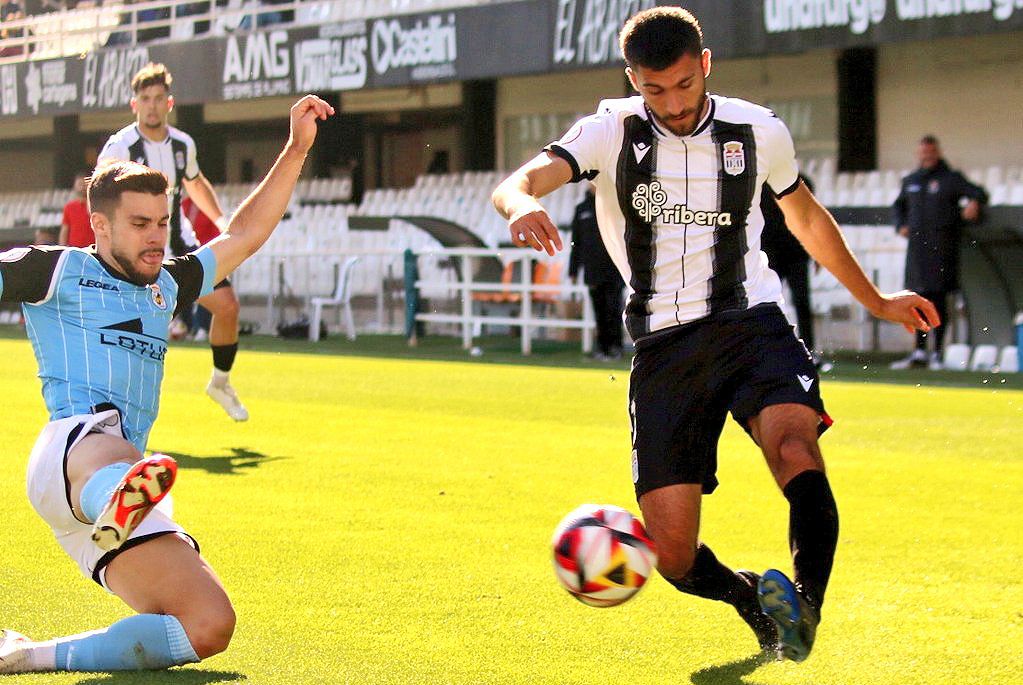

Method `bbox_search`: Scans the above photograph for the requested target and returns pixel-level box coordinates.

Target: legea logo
[631,182,733,226]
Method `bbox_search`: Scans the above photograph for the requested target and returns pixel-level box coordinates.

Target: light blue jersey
[0,245,217,451]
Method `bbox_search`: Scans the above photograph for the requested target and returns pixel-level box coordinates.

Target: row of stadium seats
[7,160,1023,234]
[942,344,1019,373]
[353,171,588,247]
[801,159,1023,208]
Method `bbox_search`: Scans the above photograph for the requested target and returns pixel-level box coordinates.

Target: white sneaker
[928,352,944,371]
[890,349,928,370]
[0,630,32,674]
[206,380,249,421]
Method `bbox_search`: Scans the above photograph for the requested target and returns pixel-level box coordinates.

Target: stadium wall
[877,32,1023,170]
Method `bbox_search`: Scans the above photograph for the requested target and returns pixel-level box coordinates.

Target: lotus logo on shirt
[631,181,733,226]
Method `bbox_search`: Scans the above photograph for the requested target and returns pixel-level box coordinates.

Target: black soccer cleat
[734,570,780,654]
[757,569,819,662]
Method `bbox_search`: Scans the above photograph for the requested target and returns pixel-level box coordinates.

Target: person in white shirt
[98,63,249,422]
[493,6,938,663]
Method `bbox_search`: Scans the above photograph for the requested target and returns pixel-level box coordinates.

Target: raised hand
[288,95,335,154]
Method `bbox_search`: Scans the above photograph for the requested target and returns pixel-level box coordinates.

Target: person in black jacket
[891,135,987,369]
[569,185,625,360]
[760,174,824,367]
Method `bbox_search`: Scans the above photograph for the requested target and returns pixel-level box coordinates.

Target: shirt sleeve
[184,136,200,181]
[96,136,130,164]
[953,172,988,205]
[543,110,612,183]
[163,245,218,316]
[0,246,64,304]
[762,116,800,198]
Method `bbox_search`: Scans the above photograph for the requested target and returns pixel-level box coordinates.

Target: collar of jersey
[86,246,157,288]
[135,124,170,145]
[644,95,716,139]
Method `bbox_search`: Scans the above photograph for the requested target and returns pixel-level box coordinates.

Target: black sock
[211,343,238,373]
[784,470,839,613]
[663,543,745,605]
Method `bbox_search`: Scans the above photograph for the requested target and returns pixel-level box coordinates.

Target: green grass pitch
[0,334,1020,684]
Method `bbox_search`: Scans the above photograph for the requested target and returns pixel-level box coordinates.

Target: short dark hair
[619,7,704,71]
[919,134,940,146]
[131,62,172,94]
[87,161,168,217]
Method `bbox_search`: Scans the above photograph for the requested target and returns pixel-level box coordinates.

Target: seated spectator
[0,0,26,57]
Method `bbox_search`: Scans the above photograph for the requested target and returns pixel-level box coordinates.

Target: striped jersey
[0,245,217,452]
[546,94,800,341]
[98,124,202,256]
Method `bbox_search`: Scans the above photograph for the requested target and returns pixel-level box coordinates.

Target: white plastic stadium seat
[969,345,999,372]
[943,344,971,371]
[997,346,1019,373]
[308,256,360,342]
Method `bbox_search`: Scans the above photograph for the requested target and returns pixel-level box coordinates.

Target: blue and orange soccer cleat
[90,455,177,552]
[756,569,819,662]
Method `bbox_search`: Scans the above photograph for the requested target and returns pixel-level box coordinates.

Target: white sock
[211,369,230,386]
[21,639,57,671]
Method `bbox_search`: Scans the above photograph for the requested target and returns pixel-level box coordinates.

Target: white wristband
[214,215,229,232]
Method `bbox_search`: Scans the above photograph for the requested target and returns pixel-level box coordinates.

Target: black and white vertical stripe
[709,123,757,314]
[616,115,658,341]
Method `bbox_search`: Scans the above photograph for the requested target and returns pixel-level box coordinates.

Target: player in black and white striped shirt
[99,63,249,422]
[493,6,938,663]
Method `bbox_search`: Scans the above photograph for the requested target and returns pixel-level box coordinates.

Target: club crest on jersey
[722,141,745,176]
[149,284,167,310]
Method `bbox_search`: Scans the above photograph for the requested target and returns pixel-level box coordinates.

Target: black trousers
[915,290,950,353]
[589,280,624,354]
[775,260,814,352]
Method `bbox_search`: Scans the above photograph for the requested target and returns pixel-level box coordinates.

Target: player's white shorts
[25,409,198,591]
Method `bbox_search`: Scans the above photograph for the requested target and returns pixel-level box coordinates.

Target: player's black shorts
[213,277,232,291]
[628,303,831,499]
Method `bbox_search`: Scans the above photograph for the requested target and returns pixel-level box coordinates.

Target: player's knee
[221,294,240,320]
[184,604,236,659]
[774,434,822,472]
[656,543,697,580]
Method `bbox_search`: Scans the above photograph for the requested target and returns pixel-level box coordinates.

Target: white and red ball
[551,504,657,607]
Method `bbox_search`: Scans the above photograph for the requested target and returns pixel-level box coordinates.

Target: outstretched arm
[205,95,334,282]
[492,152,572,256]
[777,181,939,333]
[181,174,228,228]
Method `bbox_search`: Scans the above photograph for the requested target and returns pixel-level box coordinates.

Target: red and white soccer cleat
[0,630,32,674]
[90,455,177,552]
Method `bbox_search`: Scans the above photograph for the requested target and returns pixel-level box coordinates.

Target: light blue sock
[54,614,199,671]
[80,462,131,522]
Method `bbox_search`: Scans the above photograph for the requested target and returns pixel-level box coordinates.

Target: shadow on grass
[74,670,245,685]
[153,448,286,475]
[690,652,776,685]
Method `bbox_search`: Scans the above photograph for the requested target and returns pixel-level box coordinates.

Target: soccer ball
[551,504,657,607]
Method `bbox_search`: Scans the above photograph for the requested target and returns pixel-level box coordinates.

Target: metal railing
[247,247,596,355]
